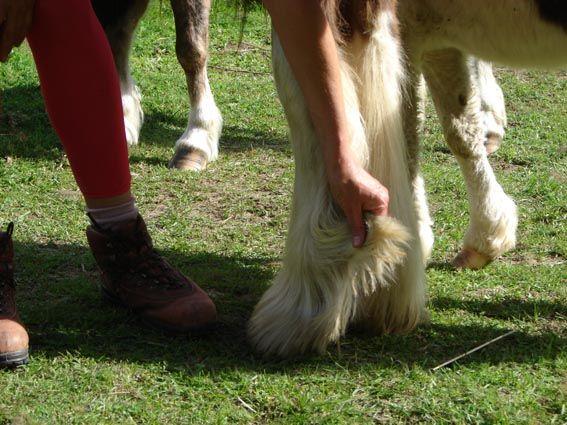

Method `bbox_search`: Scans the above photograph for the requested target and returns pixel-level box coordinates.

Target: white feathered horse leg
[347,16,427,334]
[422,49,517,269]
[249,23,425,357]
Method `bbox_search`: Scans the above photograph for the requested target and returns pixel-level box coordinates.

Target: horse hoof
[169,147,208,171]
[452,248,491,270]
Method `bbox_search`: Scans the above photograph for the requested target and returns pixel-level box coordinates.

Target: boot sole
[100,287,217,336]
[0,349,29,368]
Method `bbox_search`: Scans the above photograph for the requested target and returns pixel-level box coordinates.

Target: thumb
[347,209,366,248]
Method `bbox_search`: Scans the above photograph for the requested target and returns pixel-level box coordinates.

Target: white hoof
[169,146,208,171]
[452,247,492,270]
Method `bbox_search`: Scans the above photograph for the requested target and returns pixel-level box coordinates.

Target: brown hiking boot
[86,215,216,333]
[0,223,29,367]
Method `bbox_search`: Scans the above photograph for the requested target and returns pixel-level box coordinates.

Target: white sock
[87,198,139,230]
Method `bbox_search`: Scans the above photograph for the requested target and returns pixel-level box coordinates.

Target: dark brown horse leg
[92,0,150,146]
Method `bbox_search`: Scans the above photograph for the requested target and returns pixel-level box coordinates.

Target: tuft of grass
[0,1,565,423]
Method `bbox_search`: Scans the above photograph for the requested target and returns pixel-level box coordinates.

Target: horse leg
[248,32,413,357]
[469,58,507,155]
[92,0,149,146]
[422,48,517,269]
[346,16,427,335]
[169,0,222,171]
[402,60,434,264]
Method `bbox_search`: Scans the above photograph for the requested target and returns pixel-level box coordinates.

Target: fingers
[367,184,389,217]
[329,164,390,248]
[367,201,388,217]
[371,201,388,217]
[346,208,366,248]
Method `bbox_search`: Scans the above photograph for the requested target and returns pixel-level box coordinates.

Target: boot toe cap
[0,319,29,354]
[145,292,217,333]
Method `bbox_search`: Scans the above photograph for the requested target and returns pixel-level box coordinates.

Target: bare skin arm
[263,0,389,247]
[0,0,35,62]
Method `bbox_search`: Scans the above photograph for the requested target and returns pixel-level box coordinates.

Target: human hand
[327,157,389,248]
[0,0,35,62]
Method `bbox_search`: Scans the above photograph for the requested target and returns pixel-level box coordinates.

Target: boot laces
[107,233,186,290]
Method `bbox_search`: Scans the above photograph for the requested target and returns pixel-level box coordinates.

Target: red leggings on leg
[26,0,131,199]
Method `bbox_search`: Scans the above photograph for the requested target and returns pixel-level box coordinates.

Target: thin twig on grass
[209,65,271,76]
[237,397,257,413]
[432,330,516,371]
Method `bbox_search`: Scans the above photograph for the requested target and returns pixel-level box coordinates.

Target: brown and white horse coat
[250,0,567,355]
[399,0,567,269]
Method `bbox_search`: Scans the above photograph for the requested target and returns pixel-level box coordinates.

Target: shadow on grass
[139,110,288,150]
[0,85,288,163]
[432,296,567,321]
[0,85,59,160]
[10,240,566,374]
[426,261,456,272]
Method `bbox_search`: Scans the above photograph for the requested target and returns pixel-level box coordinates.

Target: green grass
[0,2,565,423]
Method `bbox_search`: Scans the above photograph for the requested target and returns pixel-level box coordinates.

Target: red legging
[26,0,131,199]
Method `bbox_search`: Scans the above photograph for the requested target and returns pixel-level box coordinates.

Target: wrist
[321,135,354,168]
[323,147,358,178]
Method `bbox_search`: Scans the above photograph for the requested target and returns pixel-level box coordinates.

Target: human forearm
[264,1,389,246]
[263,0,353,172]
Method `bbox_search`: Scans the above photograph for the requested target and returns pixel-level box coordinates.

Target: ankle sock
[87,198,139,230]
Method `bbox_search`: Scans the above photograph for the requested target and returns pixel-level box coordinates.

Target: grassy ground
[0,2,565,423]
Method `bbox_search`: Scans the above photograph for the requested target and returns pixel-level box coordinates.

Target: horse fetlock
[463,195,518,264]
